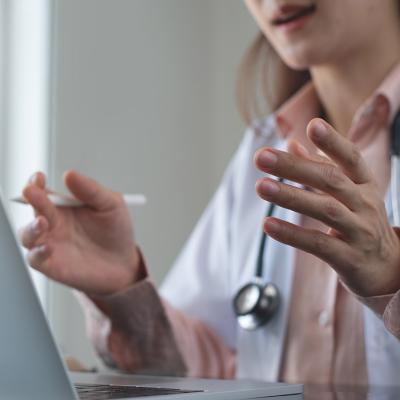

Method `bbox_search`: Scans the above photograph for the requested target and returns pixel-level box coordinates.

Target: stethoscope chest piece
[233,279,280,331]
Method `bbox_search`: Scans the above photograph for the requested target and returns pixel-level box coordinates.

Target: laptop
[0,193,303,399]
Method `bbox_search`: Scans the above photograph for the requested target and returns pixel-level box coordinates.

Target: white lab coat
[160,116,400,384]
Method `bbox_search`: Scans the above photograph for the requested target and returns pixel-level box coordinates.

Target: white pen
[11,192,147,208]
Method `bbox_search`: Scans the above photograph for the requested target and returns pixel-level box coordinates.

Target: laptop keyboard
[75,383,203,399]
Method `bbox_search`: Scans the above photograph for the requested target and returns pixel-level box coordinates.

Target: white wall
[48,0,257,368]
[0,0,50,306]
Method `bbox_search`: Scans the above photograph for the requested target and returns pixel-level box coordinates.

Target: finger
[307,119,371,184]
[287,140,335,166]
[256,178,358,238]
[18,216,49,250]
[28,171,47,189]
[287,140,310,159]
[64,170,119,211]
[263,217,353,274]
[350,94,390,144]
[27,244,52,273]
[255,147,361,210]
[22,185,58,228]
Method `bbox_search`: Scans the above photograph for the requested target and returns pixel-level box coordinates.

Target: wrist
[87,246,149,300]
[129,246,148,284]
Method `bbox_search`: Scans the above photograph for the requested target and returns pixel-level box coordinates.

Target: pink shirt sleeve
[383,290,400,338]
[77,251,236,378]
[162,300,236,378]
[357,290,400,340]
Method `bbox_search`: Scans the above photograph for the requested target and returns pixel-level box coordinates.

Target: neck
[310,31,400,135]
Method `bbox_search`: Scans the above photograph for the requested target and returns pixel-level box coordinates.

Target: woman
[19,0,400,384]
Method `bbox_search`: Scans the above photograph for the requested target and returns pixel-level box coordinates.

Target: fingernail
[312,122,328,141]
[29,173,37,184]
[373,95,386,112]
[361,96,387,120]
[259,150,278,168]
[32,219,41,234]
[259,180,280,195]
[37,244,47,254]
[374,96,389,119]
[265,219,280,234]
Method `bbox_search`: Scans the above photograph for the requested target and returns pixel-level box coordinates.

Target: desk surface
[304,384,400,400]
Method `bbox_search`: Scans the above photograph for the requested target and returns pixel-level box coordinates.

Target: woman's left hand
[254,118,400,298]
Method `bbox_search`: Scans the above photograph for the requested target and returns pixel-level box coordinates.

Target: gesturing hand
[19,171,141,296]
[255,118,400,298]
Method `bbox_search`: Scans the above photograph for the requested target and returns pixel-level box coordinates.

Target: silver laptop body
[0,193,303,399]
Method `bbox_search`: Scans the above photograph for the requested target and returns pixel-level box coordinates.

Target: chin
[278,45,327,70]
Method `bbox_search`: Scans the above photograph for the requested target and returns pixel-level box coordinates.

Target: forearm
[78,279,236,378]
[78,279,186,376]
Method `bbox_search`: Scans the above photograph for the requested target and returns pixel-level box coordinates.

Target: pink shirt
[79,65,400,383]
[278,65,400,384]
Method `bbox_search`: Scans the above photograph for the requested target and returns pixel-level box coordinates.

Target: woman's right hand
[19,170,142,296]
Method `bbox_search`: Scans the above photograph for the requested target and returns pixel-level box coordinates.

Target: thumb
[63,170,118,211]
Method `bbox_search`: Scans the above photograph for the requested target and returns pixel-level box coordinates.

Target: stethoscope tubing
[391,155,400,226]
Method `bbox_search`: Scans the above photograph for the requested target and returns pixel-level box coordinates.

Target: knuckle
[19,227,35,249]
[283,187,297,207]
[22,235,33,249]
[18,226,26,242]
[324,200,342,221]
[360,191,382,214]
[283,153,296,171]
[313,234,327,255]
[345,251,364,272]
[27,252,40,270]
[86,186,100,203]
[379,240,394,262]
[347,146,362,169]
[288,154,298,170]
[283,228,297,246]
[357,222,377,244]
[27,246,50,271]
[19,230,30,248]
[322,165,344,191]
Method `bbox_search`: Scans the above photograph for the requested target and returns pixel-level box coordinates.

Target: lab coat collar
[273,61,400,149]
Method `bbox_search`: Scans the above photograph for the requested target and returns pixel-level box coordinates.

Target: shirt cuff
[85,278,187,375]
[356,292,394,316]
[357,290,400,340]
[78,246,187,375]
[383,290,400,339]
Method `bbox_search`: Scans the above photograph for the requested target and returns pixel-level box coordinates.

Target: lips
[271,3,317,26]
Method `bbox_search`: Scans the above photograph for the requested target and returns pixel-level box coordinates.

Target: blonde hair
[236,32,310,124]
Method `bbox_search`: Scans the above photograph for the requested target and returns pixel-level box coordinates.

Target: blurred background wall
[2,0,258,368]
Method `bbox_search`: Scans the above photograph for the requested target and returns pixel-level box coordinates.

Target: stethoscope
[233,111,400,331]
